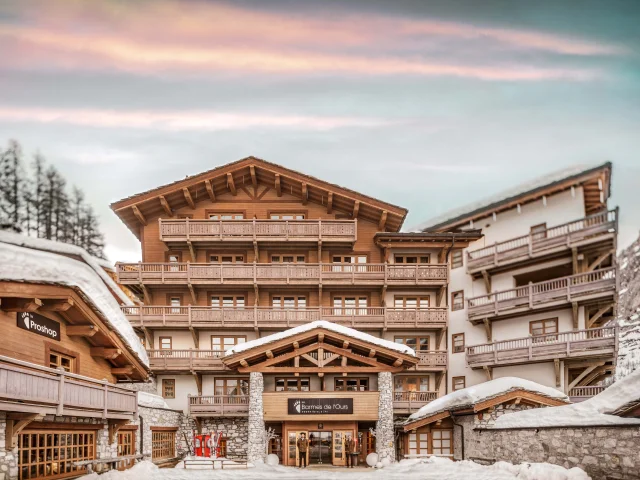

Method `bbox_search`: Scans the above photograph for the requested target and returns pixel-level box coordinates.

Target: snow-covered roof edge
[226,320,416,356]
[0,231,133,306]
[410,162,610,232]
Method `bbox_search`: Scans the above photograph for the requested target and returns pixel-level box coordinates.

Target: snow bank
[0,240,148,366]
[138,391,169,409]
[226,320,415,356]
[495,368,640,428]
[408,377,568,423]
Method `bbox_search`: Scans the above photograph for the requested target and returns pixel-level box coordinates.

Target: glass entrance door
[308,431,332,465]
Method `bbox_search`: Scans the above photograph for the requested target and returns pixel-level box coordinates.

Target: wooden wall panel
[263,391,379,421]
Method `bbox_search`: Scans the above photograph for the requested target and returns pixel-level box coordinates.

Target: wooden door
[287,431,308,466]
[332,430,349,466]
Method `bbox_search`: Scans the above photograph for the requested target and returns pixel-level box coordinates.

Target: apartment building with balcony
[111,157,481,464]
[414,163,619,402]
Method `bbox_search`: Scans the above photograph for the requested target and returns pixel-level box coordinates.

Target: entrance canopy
[223,320,418,374]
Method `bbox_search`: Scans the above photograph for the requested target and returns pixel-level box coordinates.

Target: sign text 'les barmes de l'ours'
[288,398,354,415]
[17,312,60,341]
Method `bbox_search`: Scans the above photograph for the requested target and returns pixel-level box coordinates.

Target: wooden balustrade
[146,349,226,371]
[568,385,606,402]
[465,326,618,368]
[188,395,250,416]
[159,218,357,244]
[0,355,138,419]
[122,306,448,329]
[116,262,448,286]
[467,267,616,320]
[466,209,617,273]
[416,351,448,368]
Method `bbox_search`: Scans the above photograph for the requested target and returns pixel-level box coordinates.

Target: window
[211,336,246,351]
[116,430,135,470]
[431,430,453,456]
[166,252,181,272]
[215,378,250,397]
[394,296,430,309]
[451,250,463,269]
[211,295,245,308]
[209,254,244,263]
[394,255,430,264]
[272,296,307,309]
[275,377,310,392]
[451,291,464,311]
[177,213,193,219]
[159,337,172,350]
[169,296,181,314]
[49,351,75,372]
[530,318,558,342]
[151,429,176,460]
[208,213,244,220]
[162,379,175,399]
[335,378,369,391]
[18,430,96,480]
[331,255,367,272]
[407,431,429,455]
[452,376,465,391]
[395,336,430,352]
[332,296,368,315]
[530,223,547,241]
[452,333,465,353]
[269,213,305,220]
[394,376,430,393]
[271,254,306,263]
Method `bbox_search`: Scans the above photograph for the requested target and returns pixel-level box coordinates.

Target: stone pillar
[247,372,266,462]
[376,371,395,462]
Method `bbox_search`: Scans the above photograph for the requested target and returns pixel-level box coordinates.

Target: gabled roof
[412,162,612,233]
[111,156,408,237]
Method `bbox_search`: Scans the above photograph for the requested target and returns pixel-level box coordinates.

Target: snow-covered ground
[79,457,589,480]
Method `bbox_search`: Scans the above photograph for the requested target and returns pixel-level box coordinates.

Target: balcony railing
[467,268,616,320]
[416,351,448,369]
[466,326,618,368]
[146,349,225,371]
[466,209,617,273]
[122,306,448,330]
[0,355,138,419]
[188,394,249,416]
[568,385,606,402]
[116,263,448,286]
[393,391,438,412]
[160,218,357,244]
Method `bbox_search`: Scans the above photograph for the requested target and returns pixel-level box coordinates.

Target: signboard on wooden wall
[17,312,60,340]
[288,398,354,415]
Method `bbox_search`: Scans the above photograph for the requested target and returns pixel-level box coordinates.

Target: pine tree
[0,140,25,229]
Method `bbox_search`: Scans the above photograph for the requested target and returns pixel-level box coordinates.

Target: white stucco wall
[157,374,199,413]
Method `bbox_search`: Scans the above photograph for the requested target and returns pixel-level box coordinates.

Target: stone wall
[376,372,395,462]
[134,405,186,459]
[473,426,640,480]
[247,372,266,462]
[118,378,158,394]
[199,418,249,459]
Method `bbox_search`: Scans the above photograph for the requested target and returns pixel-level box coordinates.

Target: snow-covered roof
[494,369,640,428]
[226,320,415,356]
[407,377,568,424]
[137,391,170,409]
[410,162,609,232]
[0,231,132,306]
[0,238,148,367]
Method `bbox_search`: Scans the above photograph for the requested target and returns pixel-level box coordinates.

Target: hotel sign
[288,398,354,415]
[17,312,60,341]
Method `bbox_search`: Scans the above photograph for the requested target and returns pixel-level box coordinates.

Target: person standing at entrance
[345,434,355,468]
[297,433,309,468]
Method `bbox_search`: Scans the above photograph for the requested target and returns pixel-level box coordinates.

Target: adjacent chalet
[414,163,619,401]
[111,156,481,463]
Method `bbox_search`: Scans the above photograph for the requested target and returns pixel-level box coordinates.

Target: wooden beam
[293,341,300,350]
[90,348,122,360]
[112,366,134,376]
[190,327,199,349]
[378,210,388,230]
[343,341,350,349]
[41,298,74,312]
[159,195,173,217]
[6,413,44,450]
[301,183,308,205]
[242,365,404,373]
[483,365,493,381]
[1,297,42,312]
[66,325,99,337]
[187,241,196,262]
[568,363,602,390]
[240,359,249,368]
[393,358,403,367]
[588,304,612,328]
[318,372,324,378]
[327,192,333,214]
[483,318,492,342]
[368,349,376,358]
[301,354,319,366]
[132,205,147,226]
[192,372,203,395]
[204,179,216,202]
[318,333,324,343]
[587,251,612,272]
[435,372,445,391]
[482,270,491,293]
[188,284,197,304]
[554,359,560,387]
[141,326,153,350]
[274,174,282,197]
[266,350,274,359]
[572,302,579,330]
[436,286,446,308]
[182,188,195,209]
[341,355,347,367]
[227,173,237,195]
[108,419,129,444]
[250,165,258,187]
[572,247,579,274]
[352,200,360,218]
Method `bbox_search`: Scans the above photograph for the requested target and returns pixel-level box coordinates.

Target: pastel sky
[0,0,639,262]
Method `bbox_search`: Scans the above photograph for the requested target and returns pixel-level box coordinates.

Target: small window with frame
[394,296,430,309]
[451,291,464,311]
[211,295,245,308]
[332,296,368,315]
[395,336,430,352]
[209,254,244,263]
[212,335,246,351]
[275,377,310,392]
[331,255,368,272]
[452,376,465,391]
[208,212,244,220]
[452,333,465,353]
[272,296,307,309]
[162,379,175,399]
[269,213,305,220]
[451,250,463,269]
[530,223,547,241]
[159,337,172,350]
[271,254,306,263]
[394,254,430,264]
[530,318,558,342]
[335,377,369,392]
[49,350,76,372]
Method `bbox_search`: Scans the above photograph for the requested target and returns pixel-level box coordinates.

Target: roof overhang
[110,157,408,238]
[375,230,483,249]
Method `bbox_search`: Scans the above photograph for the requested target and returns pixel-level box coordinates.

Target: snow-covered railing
[116,262,448,286]
[467,268,616,319]
[122,306,448,329]
[466,326,618,367]
[568,385,606,402]
[188,394,250,416]
[466,209,617,272]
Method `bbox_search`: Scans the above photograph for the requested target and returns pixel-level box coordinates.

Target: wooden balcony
[466,209,617,275]
[568,385,606,403]
[415,351,448,370]
[116,263,448,287]
[146,349,226,372]
[188,394,249,417]
[159,218,357,245]
[467,268,616,322]
[393,391,438,413]
[122,306,448,330]
[0,355,138,420]
[465,326,618,368]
